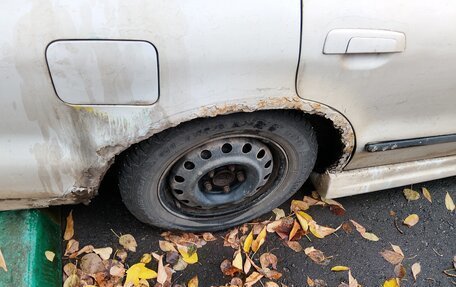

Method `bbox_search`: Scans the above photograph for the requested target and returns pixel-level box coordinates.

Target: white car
[1,0,455,230]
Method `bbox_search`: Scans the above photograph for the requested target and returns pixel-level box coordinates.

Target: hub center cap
[212,170,235,187]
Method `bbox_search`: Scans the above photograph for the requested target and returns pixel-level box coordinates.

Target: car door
[297,0,456,169]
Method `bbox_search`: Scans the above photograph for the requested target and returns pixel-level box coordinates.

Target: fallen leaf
[64,239,80,257]
[231,277,244,287]
[202,232,216,242]
[348,270,358,287]
[76,245,94,257]
[233,250,243,270]
[224,228,240,249]
[243,230,254,253]
[403,188,420,201]
[159,240,177,253]
[125,263,157,286]
[394,264,406,279]
[157,255,171,285]
[350,220,379,241]
[304,247,331,266]
[295,212,309,232]
[411,262,421,281]
[251,227,267,253]
[173,256,188,271]
[303,196,326,207]
[341,222,353,234]
[265,282,279,287]
[80,253,105,274]
[140,253,152,264]
[260,253,278,270]
[309,221,338,239]
[289,220,301,240]
[64,210,74,241]
[63,274,80,287]
[403,214,419,227]
[0,249,7,272]
[383,278,400,287]
[244,255,252,274]
[331,266,350,272]
[119,234,137,252]
[445,192,455,211]
[188,275,198,287]
[116,249,128,262]
[272,208,286,220]
[93,247,113,260]
[380,248,404,265]
[220,259,242,276]
[422,187,432,203]
[110,264,126,277]
[244,271,264,287]
[391,244,404,257]
[45,251,55,262]
[291,200,309,212]
[285,241,303,252]
[177,244,198,264]
[323,198,346,216]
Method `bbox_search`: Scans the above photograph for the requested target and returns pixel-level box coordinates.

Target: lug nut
[223,185,230,193]
[208,170,215,178]
[236,171,245,182]
[229,165,236,172]
[204,181,213,191]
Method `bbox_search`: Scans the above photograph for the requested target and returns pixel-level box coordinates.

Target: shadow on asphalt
[63,164,456,287]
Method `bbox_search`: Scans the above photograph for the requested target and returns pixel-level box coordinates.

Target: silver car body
[1,0,455,210]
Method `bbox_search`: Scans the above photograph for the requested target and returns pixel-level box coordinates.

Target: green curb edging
[0,209,61,287]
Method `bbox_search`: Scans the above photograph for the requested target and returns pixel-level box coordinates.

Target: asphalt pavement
[63,168,456,287]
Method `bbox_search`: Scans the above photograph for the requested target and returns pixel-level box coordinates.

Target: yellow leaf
[403,214,419,227]
[232,250,243,270]
[350,220,380,241]
[296,212,309,232]
[0,249,7,272]
[289,220,301,240]
[362,232,380,241]
[188,275,198,287]
[64,210,74,241]
[411,262,421,281]
[140,253,152,264]
[403,188,420,201]
[308,221,338,239]
[296,211,313,222]
[177,245,198,264]
[251,227,267,253]
[331,266,350,271]
[422,187,432,203]
[445,192,455,211]
[383,278,400,287]
[45,251,55,262]
[243,230,254,253]
[125,263,157,286]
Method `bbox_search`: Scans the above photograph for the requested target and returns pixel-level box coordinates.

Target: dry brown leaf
[157,255,170,284]
[173,256,188,271]
[0,249,7,272]
[403,188,420,201]
[260,253,278,270]
[251,226,267,253]
[233,250,243,270]
[307,276,328,287]
[93,247,112,260]
[391,244,404,257]
[309,220,338,239]
[119,234,137,252]
[411,262,421,281]
[220,259,242,276]
[80,253,104,274]
[348,270,358,287]
[116,249,128,262]
[109,264,125,277]
[350,220,379,241]
[272,208,286,220]
[188,275,199,287]
[380,249,404,265]
[303,196,326,207]
[76,245,94,257]
[64,239,80,257]
[63,274,80,287]
[202,232,217,242]
[245,271,264,287]
[304,247,331,266]
[403,214,419,227]
[45,251,55,262]
[291,200,309,212]
[64,210,74,241]
[159,240,177,252]
[445,192,455,211]
[394,264,406,279]
[285,241,303,252]
[244,255,252,274]
[422,187,432,203]
[323,198,346,216]
[224,228,240,249]
[265,282,279,287]
[231,277,244,287]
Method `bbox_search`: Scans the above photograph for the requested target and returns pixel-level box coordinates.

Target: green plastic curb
[0,209,61,287]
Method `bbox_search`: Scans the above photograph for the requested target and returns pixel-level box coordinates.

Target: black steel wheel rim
[157,133,289,220]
